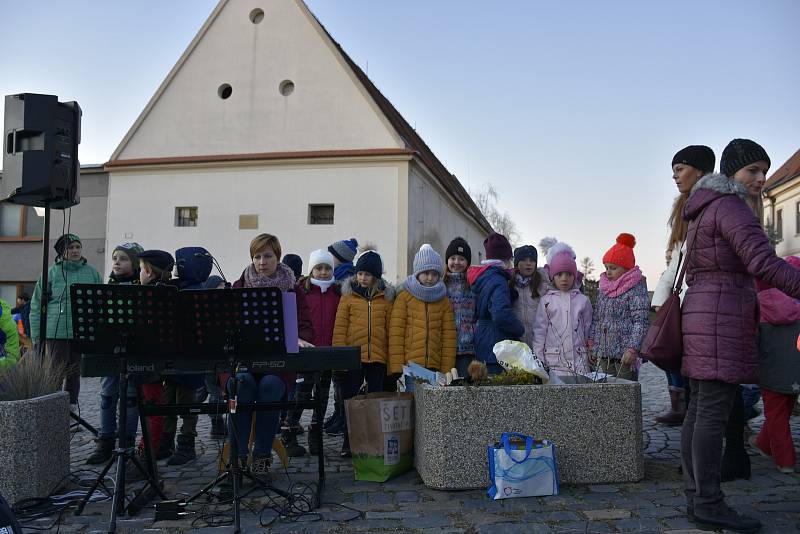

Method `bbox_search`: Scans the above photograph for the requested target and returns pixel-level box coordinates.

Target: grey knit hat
[328,238,359,263]
[413,244,444,276]
[113,242,144,266]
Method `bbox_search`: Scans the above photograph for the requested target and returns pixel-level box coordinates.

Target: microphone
[193,251,229,287]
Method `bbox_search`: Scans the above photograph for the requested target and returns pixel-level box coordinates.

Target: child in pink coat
[532,240,592,377]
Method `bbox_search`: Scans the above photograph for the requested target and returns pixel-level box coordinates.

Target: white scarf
[310,277,335,293]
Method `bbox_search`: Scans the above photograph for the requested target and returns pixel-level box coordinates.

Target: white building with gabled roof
[105,0,492,281]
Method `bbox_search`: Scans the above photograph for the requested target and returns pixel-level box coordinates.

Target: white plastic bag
[493,340,549,383]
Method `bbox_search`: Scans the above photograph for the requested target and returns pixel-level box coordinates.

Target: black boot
[86,435,115,465]
[157,433,175,461]
[167,434,197,466]
[281,427,307,457]
[210,416,227,439]
[692,502,761,533]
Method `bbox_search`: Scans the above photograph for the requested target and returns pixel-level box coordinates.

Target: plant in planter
[0,355,72,505]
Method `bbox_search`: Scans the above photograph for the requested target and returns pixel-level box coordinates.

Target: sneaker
[777,466,795,474]
[692,503,761,533]
[250,454,271,482]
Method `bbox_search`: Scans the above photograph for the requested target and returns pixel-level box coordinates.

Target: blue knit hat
[328,238,359,263]
[413,244,443,276]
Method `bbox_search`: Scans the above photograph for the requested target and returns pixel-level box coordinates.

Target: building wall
[765,179,800,257]
[106,159,403,282]
[406,160,489,275]
[115,0,401,160]
[0,169,108,302]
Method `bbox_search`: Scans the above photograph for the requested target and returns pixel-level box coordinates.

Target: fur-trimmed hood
[685,173,749,220]
[340,276,396,302]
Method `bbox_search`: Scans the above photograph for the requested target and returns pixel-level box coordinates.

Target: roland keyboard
[80,346,360,377]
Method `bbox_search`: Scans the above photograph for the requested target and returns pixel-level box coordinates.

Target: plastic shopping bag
[487,433,559,499]
[493,340,549,382]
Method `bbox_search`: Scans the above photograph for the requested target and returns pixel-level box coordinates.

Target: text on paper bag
[380,399,413,433]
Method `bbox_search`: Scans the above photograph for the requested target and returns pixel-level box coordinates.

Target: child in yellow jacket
[389,244,457,378]
[333,249,394,457]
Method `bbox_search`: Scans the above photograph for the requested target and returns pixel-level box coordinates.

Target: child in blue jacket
[466,233,524,374]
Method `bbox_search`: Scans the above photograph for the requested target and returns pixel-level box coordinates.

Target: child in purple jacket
[588,233,650,381]
[532,240,592,377]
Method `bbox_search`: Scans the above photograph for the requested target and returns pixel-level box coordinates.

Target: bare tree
[580,256,595,280]
[470,184,520,245]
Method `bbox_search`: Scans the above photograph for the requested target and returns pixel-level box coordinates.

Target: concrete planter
[414,377,643,489]
[0,391,70,505]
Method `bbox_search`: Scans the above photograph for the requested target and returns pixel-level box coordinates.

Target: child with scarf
[283,249,341,457]
[749,255,800,474]
[444,237,476,378]
[511,245,548,351]
[87,242,144,465]
[390,244,457,378]
[333,248,394,456]
[532,240,592,377]
[588,233,650,381]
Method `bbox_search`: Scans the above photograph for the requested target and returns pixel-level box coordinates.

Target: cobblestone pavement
[36,364,800,533]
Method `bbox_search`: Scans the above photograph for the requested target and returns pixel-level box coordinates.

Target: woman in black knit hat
[651,145,716,427]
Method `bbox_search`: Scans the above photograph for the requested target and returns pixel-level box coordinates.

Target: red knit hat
[602,233,636,270]
[484,232,513,261]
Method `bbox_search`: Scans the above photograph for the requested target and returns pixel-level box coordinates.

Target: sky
[2,0,799,288]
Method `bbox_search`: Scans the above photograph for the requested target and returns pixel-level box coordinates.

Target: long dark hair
[509,267,542,298]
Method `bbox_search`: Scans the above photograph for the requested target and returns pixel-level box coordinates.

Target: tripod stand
[70,284,176,533]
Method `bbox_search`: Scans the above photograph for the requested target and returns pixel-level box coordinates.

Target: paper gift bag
[344,392,414,482]
[487,433,559,499]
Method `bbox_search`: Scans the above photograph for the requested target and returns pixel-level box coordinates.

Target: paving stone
[588,485,621,493]
[581,508,631,520]
[365,510,420,519]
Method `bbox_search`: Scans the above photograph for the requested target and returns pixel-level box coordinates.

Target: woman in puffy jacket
[679,139,800,532]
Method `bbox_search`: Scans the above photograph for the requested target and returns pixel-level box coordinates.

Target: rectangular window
[239,214,259,230]
[796,202,800,235]
[308,204,334,225]
[0,282,34,304]
[776,209,783,240]
[175,206,198,227]
[0,202,43,239]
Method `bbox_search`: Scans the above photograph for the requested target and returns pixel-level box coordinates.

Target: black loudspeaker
[2,93,81,208]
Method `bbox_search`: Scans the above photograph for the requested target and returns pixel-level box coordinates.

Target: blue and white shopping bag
[487,433,559,499]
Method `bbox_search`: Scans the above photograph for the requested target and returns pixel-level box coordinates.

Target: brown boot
[655,388,686,426]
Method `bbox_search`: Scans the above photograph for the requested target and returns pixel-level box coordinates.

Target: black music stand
[70,284,174,533]
[179,287,291,534]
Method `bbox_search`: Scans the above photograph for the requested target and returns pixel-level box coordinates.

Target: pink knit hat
[543,239,577,280]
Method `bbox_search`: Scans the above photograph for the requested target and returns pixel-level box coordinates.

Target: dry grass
[0,353,73,401]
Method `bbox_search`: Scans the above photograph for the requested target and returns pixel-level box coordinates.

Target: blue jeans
[227,373,286,456]
[741,384,761,420]
[99,375,139,439]
[666,371,685,390]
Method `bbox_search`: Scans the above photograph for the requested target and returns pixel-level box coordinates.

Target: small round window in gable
[279,80,295,96]
[218,84,233,99]
[249,8,264,24]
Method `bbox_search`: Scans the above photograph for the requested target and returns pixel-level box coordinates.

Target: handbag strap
[673,206,707,294]
[501,432,534,462]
